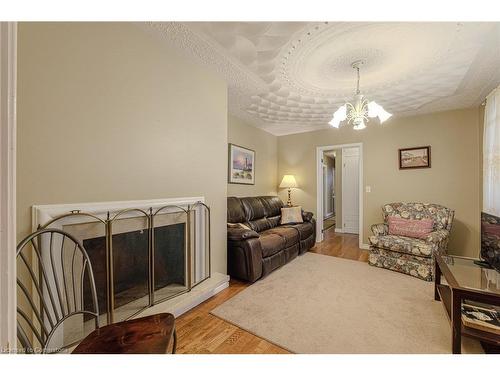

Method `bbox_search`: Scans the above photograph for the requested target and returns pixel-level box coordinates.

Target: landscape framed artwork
[399,146,431,169]
[228,143,255,185]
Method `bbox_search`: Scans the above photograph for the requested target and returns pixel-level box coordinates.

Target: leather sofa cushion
[267,215,281,228]
[260,196,284,217]
[248,217,272,233]
[287,222,314,240]
[227,197,246,223]
[262,251,285,277]
[264,227,299,248]
[260,233,285,257]
[241,197,266,221]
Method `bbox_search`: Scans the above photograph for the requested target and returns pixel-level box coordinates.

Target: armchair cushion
[368,234,437,257]
[369,248,433,281]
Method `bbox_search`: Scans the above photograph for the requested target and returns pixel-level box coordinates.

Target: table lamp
[279,175,298,206]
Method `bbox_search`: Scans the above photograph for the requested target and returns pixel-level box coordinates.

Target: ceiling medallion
[329,60,392,130]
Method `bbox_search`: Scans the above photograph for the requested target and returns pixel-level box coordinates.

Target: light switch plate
[365,186,371,193]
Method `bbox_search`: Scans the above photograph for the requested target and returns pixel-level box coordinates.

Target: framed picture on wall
[228,143,255,185]
[399,146,431,169]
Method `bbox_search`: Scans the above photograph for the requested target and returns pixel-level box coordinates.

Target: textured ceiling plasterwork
[138,21,269,131]
[142,22,500,136]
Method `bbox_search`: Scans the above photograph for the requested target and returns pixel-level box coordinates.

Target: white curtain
[483,85,500,215]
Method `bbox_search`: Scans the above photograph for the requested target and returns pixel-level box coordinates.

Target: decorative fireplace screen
[36,202,211,327]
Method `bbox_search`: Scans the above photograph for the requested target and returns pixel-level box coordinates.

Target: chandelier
[329,60,392,130]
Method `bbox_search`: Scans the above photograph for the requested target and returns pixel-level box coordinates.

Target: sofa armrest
[227,227,260,241]
[302,210,314,223]
[371,223,388,236]
[227,236,263,282]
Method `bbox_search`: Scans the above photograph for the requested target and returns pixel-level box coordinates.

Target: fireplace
[33,197,211,336]
[82,222,186,320]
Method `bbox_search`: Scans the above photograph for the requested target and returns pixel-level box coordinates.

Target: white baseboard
[335,228,343,233]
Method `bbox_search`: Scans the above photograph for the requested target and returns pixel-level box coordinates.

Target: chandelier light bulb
[329,61,392,130]
[368,101,393,123]
[328,104,347,128]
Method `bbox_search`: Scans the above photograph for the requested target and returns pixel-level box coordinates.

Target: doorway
[322,151,336,232]
[316,143,363,248]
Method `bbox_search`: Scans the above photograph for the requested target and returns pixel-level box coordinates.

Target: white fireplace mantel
[32,196,206,230]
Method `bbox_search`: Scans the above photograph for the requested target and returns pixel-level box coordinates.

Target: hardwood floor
[311,227,369,262]
[175,227,367,354]
[175,279,288,353]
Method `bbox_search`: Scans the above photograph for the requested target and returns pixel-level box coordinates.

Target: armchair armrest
[302,210,314,223]
[227,227,260,241]
[371,223,388,236]
[424,229,451,253]
[423,229,449,243]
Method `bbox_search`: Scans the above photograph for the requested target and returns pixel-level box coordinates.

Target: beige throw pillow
[280,206,303,225]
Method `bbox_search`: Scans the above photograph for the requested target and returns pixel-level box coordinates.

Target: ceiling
[144,22,500,136]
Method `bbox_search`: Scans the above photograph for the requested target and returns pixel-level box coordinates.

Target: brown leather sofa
[227,196,316,282]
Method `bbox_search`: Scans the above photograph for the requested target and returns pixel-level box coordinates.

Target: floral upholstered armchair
[368,203,454,281]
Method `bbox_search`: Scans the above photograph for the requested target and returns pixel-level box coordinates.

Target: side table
[434,254,500,354]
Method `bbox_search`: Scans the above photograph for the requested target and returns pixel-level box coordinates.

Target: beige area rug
[212,253,483,354]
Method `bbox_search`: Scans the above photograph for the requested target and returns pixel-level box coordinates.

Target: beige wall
[278,108,482,257]
[17,23,229,274]
[228,114,278,197]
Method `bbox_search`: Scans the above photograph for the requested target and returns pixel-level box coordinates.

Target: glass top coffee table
[434,254,500,354]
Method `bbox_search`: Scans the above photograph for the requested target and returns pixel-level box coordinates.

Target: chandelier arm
[356,66,360,95]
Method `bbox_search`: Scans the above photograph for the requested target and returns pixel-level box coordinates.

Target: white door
[342,147,359,234]
[323,164,328,218]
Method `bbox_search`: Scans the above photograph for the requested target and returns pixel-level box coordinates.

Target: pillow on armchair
[387,216,434,239]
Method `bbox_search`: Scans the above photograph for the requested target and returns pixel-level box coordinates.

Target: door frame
[316,143,366,249]
[322,163,331,218]
[0,22,17,352]
[341,146,360,234]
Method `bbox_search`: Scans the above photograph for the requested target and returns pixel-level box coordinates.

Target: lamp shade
[279,175,298,189]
